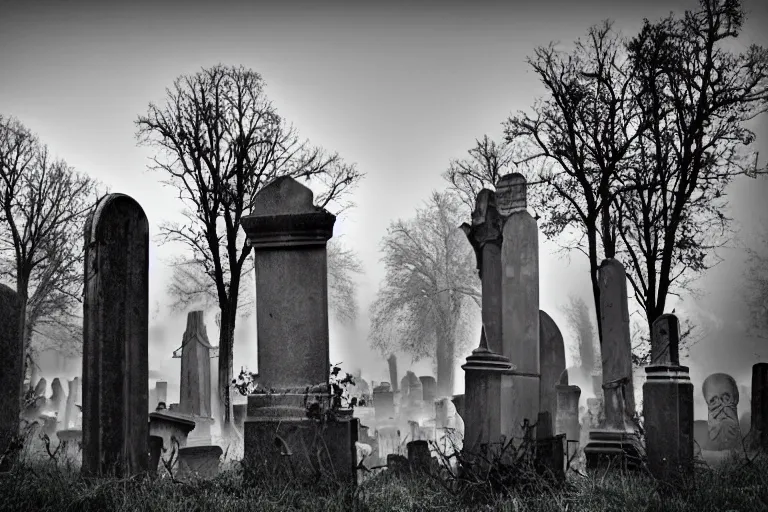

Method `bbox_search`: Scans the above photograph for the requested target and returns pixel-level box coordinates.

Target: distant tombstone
[373,385,395,422]
[82,193,149,477]
[0,285,22,471]
[702,373,742,451]
[419,376,437,404]
[49,378,66,420]
[749,363,768,451]
[387,355,399,393]
[643,313,694,484]
[178,311,213,418]
[555,370,581,466]
[539,311,565,433]
[33,377,48,399]
[495,173,527,216]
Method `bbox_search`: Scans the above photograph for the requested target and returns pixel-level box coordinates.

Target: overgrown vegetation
[1,449,767,512]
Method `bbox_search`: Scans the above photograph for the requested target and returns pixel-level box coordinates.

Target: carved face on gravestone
[703,373,741,448]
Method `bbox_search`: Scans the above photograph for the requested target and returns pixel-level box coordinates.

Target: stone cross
[0,285,22,471]
[496,173,540,441]
[643,313,693,484]
[539,310,565,433]
[82,193,149,477]
[460,189,504,354]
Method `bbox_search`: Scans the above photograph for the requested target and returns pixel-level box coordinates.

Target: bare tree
[368,191,479,397]
[136,64,362,429]
[0,115,99,394]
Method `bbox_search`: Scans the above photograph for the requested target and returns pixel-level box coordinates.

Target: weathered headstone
[460,189,504,354]
[241,177,357,485]
[0,285,22,471]
[496,174,540,441]
[584,259,642,469]
[555,370,581,468]
[387,355,399,393]
[643,313,694,484]
[419,376,437,404]
[539,311,565,433]
[750,363,768,452]
[82,193,149,477]
[178,311,213,418]
[461,327,513,457]
[702,373,742,451]
[373,384,395,422]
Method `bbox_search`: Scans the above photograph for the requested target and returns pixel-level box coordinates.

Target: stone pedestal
[461,331,513,457]
[243,393,358,486]
[82,193,149,478]
[177,445,223,480]
[644,365,694,483]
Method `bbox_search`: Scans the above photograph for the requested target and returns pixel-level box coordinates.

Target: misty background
[1,0,766,420]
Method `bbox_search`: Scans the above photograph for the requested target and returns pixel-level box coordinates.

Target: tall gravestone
[178,311,214,445]
[584,259,641,468]
[49,378,66,421]
[241,177,357,485]
[82,193,149,477]
[496,174,540,441]
[539,311,565,433]
[460,189,504,355]
[387,355,399,393]
[0,285,22,471]
[643,314,693,484]
[750,363,768,452]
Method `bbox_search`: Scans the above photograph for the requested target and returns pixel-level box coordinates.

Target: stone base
[177,445,223,480]
[584,430,643,469]
[243,393,358,486]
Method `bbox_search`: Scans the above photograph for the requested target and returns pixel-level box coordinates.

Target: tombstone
[387,355,399,393]
[56,429,83,462]
[555,370,581,468]
[177,311,214,445]
[750,363,768,452]
[373,384,395,422]
[240,177,358,485]
[407,440,431,473]
[584,259,642,469]
[643,314,694,484]
[539,311,565,433]
[534,411,565,482]
[496,174,540,441]
[33,377,48,399]
[177,445,223,480]
[702,373,742,451]
[0,285,22,472]
[419,376,437,404]
[82,193,149,477]
[460,189,504,355]
[148,410,196,453]
[148,435,163,477]
[48,378,66,421]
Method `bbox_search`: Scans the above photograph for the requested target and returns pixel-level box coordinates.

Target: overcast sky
[2,0,767,415]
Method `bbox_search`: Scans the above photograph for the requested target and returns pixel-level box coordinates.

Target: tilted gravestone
[643,313,694,484]
[0,285,22,471]
[241,176,357,485]
[496,174,540,441]
[584,259,642,469]
[82,193,149,477]
[539,310,565,434]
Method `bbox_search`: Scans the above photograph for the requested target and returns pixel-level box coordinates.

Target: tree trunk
[217,303,236,435]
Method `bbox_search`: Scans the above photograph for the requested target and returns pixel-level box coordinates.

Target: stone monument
[539,310,565,433]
